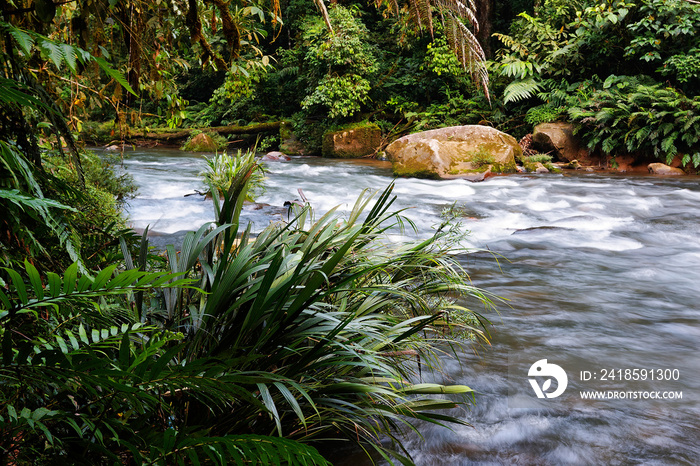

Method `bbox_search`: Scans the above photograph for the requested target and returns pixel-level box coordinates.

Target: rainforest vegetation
[2,0,700,464]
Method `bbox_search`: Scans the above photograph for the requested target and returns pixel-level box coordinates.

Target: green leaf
[55,335,69,354]
[61,43,78,72]
[24,260,43,301]
[400,383,473,394]
[63,262,78,294]
[47,272,61,298]
[118,330,131,368]
[7,27,34,55]
[38,39,65,69]
[92,264,118,290]
[94,56,137,96]
[5,268,28,305]
[65,329,80,351]
[7,405,17,421]
[78,324,90,345]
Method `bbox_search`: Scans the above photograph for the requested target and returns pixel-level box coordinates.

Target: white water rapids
[116,148,700,465]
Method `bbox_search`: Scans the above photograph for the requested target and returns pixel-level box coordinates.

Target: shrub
[519,153,553,164]
[0,160,495,465]
[299,5,378,120]
[525,104,566,126]
[568,75,700,166]
[200,149,266,201]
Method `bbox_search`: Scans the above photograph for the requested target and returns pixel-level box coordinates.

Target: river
[116,148,700,465]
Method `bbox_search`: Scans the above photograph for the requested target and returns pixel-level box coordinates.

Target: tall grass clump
[1,157,494,465]
[201,149,266,201]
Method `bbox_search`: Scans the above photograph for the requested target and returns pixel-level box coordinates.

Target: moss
[181,131,227,152]
[393,166,441,179]
[469,146,496,167]
[492,161,518,173]
[448,166,489,175]
[544,162,561,173]
[523,161,539,172]
[280,121,294,140]
[449,144,517,174]
[321,132,333,157]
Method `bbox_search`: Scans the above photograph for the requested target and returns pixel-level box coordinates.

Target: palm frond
[369,0,488,96]
[152,433,331,466]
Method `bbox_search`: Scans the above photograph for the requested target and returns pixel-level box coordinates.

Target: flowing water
[117,148,700,465]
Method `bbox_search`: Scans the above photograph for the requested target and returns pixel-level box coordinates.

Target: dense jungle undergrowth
[73,0,700,170]
[0,2,497,461]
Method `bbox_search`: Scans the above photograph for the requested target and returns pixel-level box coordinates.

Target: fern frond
[373,0,488,98]
[683,115,700,131]
[503,77,541,104]
[276,66,299,78]
[0,260,196,319]
[661,136,678,160]
[499,58,536,79]
[434,0,478,31]
[443,11,488,98]
[493,33,528,55]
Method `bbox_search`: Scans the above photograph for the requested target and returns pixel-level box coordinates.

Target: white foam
[127,200,214,233]
[394,178,476,198]
[551,215,634,231]
[528,200,572,211]
[483,178,521,187]
[677,188,700,201]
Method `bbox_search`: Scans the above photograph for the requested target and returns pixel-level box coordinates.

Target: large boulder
[322,123,381,158]
[385,125,519,179]
[648,163,685,175]
[533,122,589,163]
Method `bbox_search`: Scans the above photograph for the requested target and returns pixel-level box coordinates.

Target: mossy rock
[182,132,221,152]
[386,125,520,179]
[280,121,306,155]
[322,122,381,158]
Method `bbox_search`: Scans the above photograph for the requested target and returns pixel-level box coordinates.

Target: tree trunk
[474,0,494,58]
[103,121,284,145]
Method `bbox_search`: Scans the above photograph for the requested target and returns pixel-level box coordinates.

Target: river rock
[534,162,549,174]
[322,123,381,158]
[261,151,291,162]
[182,132,220,152]
[385,125,519,179]
[648,163,685,175]
[105,144,133,151]
[533,122,589,163]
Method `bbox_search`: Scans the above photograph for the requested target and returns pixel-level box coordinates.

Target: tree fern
[372,0,489,97]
